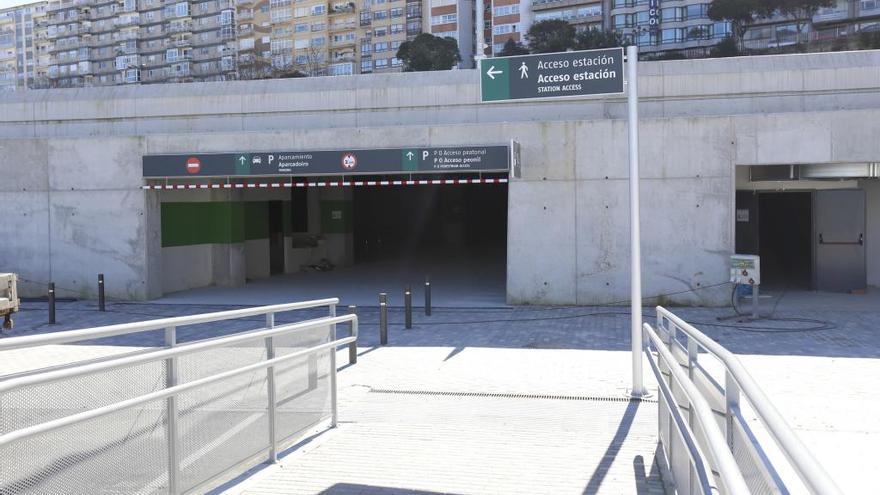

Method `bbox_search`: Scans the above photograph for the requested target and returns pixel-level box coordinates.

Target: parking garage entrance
[144,145,512,306]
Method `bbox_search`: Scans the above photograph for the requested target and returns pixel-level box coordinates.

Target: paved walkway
[4,289,879,494]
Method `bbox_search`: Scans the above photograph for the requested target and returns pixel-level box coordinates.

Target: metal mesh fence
[731,419,779,495]
[0,400,169,495]
[274,325,332,447]
[0,320,338,495]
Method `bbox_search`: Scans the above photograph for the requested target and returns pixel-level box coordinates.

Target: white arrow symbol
[486,65,503,80]
[238,156,245,164]
[406,151,414,160]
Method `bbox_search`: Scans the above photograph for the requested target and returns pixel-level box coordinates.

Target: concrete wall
[3,50,880,303]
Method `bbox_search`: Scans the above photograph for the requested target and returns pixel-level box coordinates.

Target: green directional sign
[479,47,625,103]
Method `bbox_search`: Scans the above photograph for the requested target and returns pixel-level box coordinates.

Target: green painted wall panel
[320,201,352,234]
[161,201,272,247]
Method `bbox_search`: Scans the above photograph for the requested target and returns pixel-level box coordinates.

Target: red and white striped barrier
[141,178,508,190]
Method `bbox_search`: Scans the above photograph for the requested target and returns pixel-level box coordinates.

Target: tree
[574,28,625,51]
[396,33,461,71]
[708,0,771,52]
[710,36,740,57]
[767,0,834,49]
[497,38,530,56]
[526,20,576,53]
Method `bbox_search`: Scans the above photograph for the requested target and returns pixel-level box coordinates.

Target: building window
[492,5,518,16]
[373,10,387,20]
[374,27,387,37]
[374,58,388,68]
[361,59,372,73]
[431,14,456,25]
[311,4,326,15]
[493,23,518,35]
[390,7,402,17]
[373,41,388,51]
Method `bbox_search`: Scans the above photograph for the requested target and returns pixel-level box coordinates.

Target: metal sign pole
[627,45,646,397]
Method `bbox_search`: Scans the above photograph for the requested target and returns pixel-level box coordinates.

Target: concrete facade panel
[0,191,51,295]
[48,137,145,191]
[48,190,149,299]
[0,139,48,192]
[162,244,214,294]
[507,180,576,304]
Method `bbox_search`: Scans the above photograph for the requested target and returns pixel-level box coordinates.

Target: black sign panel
[480,48,624,102]
[142,146,510,178]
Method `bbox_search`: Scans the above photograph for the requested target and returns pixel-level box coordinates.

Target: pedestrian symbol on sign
[519,62,529,79]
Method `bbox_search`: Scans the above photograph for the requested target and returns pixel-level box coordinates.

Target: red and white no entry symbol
[341,153,357,170]
[186,157,201,174]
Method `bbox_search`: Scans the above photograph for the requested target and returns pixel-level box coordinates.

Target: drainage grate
[368,388,657,403]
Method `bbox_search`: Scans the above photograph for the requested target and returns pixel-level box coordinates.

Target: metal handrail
[642,328,717,494]
[655,307,843,495]
[0,297,339,351]
[0,314,354,393]
[0,306,357,495]
[643,322,750,494]
[0,330,356,447]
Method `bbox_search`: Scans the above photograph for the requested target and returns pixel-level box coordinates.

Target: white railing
[0,298,357,495]
[644,307,842,495]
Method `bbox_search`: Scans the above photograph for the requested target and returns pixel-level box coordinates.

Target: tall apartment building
[234,0,422,78]
[427,0,473,67]
[44,0,237,88]
[1,1,49,91]
[745,0,880,50]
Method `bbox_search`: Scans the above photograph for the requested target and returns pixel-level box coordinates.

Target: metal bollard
[379,293,388,345]
[48,282,56,325]
[424,276,432,316]
[98,273,106,312]
[348,305,358,364]
[404,286,412,329]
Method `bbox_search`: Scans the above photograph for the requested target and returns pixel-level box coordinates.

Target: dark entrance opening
[268,200,285,275]
[737,191,812,289]
[351,183,508,302]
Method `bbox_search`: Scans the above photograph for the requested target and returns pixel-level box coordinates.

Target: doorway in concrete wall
[736,191,812,289]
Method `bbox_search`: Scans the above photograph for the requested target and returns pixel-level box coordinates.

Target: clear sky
[1,0,32,11]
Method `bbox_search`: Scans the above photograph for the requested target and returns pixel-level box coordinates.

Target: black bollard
[404,286,412,329]
[379,293,388,345]
[424,276,432,316]
[348,305,357,364]
[98,274,106,312]
[48,282,56,325]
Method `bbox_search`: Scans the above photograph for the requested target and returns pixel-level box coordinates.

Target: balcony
[330,37,356,48]
[329,21,357,31]
[329,2,356,15]
[168,22,193,33]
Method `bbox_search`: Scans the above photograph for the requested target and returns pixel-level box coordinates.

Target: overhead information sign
[479,47,624,102]
[143,145,510,178]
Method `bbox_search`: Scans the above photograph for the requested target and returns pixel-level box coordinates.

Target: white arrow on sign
[406,151,414,160]
[486,66,503,80]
